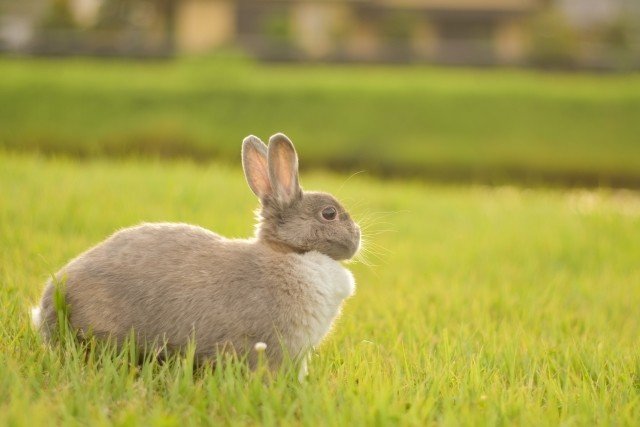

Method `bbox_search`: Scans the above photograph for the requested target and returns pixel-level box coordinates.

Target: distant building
[557,0,627,28]
[0,0,45,51]
[173,0,539,65]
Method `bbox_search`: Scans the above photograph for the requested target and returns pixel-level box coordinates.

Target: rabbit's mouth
[325,239,359,261]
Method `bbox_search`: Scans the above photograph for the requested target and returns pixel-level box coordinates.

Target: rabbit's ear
[242,135,272,199]
[268,133,301,204]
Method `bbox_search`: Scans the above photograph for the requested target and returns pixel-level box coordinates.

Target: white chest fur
[290,251,356,350]
[297,251,355,305]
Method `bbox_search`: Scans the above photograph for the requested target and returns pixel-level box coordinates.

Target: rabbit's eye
[321,206,338,221]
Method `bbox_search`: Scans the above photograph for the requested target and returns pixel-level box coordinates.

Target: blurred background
[2,0,640,68]
[0,0,639,187]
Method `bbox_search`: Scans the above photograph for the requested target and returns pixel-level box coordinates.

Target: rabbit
[32,133,360,376]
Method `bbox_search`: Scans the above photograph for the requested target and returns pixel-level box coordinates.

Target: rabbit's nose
[352,226,362,256]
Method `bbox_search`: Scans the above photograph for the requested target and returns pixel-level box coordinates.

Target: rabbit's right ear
[242,135,272,199]
[268,133,301,205]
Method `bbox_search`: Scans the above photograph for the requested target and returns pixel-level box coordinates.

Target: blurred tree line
[39,0,173,30]
[530,0,640,69]
[26,0,177,55]
[3,0,639,69]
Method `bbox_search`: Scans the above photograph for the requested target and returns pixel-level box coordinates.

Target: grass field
[1,152,639,425]
[1,57,640,186]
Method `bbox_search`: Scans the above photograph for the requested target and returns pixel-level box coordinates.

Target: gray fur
[34,133,360,370]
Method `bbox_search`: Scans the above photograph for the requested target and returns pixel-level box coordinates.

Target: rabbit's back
[39,223,277,357]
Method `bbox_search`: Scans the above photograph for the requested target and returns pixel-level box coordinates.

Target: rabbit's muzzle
[346,224,361,259]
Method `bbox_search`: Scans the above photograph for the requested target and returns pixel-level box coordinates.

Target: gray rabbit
[32,133,360,376]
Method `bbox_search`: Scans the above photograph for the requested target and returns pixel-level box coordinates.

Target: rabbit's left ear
[242,135,272,199]
[268,133,301,204]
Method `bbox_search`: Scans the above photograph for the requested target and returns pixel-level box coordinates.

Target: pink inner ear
[277,150,294,194]
[247,148,272,197]
[255,160,272,194]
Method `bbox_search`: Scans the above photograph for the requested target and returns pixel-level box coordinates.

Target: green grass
[1,152,639,425]
[1,56,640,186]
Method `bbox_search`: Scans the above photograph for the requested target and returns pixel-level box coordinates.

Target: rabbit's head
[242,133,361,261]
